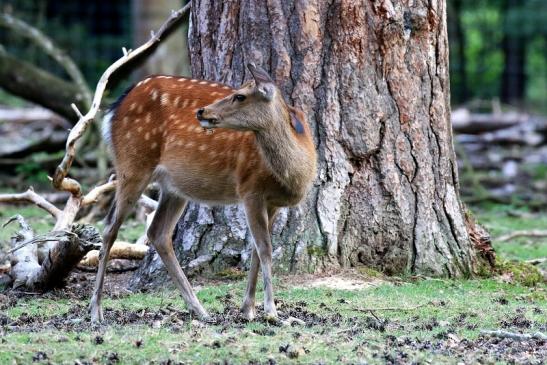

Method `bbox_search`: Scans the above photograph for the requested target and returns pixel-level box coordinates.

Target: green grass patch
[2,278,545,364]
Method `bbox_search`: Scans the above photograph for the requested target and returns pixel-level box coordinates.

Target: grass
[1,278,545,364]
[0,201,546,363]
[474,203,547,262]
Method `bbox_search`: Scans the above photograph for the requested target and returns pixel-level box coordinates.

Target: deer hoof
[90,305,104,323]
[241,306,256,321]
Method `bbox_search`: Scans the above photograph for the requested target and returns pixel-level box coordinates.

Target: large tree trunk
[131,0,480,288]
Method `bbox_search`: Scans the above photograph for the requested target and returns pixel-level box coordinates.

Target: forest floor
[0,203,546,364]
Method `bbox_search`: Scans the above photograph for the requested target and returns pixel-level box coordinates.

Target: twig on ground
[354,303,429,312]
[497,230,547,242]
[525,257,546,265]
[480,330,547,341]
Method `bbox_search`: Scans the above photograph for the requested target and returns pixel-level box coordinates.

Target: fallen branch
[480,330,547,341]
[77,259,142,273]
[52,2,191,192]
[79,242,149,266]
[497,230,547,242]
[525,257,546,265]
[354,303,429,312]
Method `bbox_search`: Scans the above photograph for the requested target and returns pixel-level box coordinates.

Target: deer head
[196,63,285,131]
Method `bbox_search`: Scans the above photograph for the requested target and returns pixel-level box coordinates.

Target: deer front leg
[243,199,277,320]
[241,207,278,320]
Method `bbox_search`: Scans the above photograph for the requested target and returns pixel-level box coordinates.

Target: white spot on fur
[198,144,206,151]
[173,96,181,107]
[151,142,158,149]
[161,93,170,106]
[137,105,143,113]
[129,102,137,111]
[151,89,159,100]
[198,81,207,85]
[144,132,150,140]
[145,113,151,123]
[181,99,189,108]
[190,79,198,83]
[210,83,217,87]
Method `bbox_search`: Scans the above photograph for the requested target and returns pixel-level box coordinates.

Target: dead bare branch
[52,2,191,191]
[138,194,159,212]
[0,188,61,219]
[496,230,547,242]
[81,181,117,206]
[0,13,91,105]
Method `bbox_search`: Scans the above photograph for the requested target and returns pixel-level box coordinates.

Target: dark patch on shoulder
[106,83,136,115]
[290,112,305,134]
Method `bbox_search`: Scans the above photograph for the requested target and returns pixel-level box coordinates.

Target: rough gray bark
[131,0,480,288]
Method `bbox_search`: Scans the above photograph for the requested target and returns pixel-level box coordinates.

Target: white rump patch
[101,110,115,148]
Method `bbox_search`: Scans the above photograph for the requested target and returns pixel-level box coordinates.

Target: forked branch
[51,2,191,193]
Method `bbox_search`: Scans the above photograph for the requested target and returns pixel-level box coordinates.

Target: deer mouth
[198,118,219,128]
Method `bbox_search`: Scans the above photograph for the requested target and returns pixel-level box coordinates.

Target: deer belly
[154,164,239,205]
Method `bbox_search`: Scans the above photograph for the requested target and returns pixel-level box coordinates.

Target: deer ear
[247,63,273,84]
[247,63,275,101]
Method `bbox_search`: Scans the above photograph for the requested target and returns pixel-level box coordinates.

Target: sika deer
[91,63,316,323]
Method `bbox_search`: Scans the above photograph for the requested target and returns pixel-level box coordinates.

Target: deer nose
[196,108,205,120]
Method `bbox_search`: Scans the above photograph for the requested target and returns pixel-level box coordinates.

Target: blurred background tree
[448,0,547,111]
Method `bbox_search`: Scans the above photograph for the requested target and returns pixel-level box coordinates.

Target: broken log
[6,216,101,290]
[79,242,149,267]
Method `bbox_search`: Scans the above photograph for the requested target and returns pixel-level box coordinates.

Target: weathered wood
[7,219,101,290]
[79,242,149,267]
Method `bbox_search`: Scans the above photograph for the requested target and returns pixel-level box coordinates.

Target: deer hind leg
[241,206,278,320]
[243,198,278,320]
[147,191,208,319]
[90,177,149,323]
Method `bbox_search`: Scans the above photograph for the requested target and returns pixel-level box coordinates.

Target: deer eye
[233,94,246,102]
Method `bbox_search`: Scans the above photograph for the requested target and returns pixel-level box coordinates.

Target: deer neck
[254,105,314,195]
